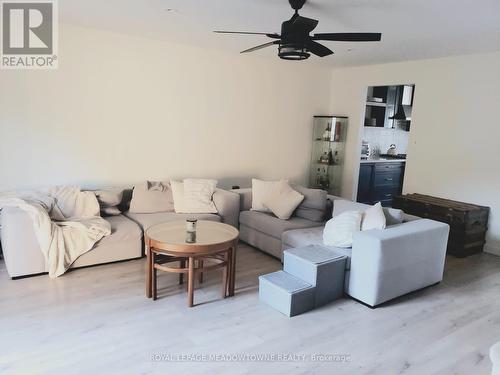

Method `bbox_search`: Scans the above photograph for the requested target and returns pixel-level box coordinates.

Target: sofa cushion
[73,215,143,268]
[94,215,142,246]
[281,227,352,270]
[333,200,370,217]
[292,185,328,222]
[282,226,324,248]
[239,210,321,240]
[124,211,221,231]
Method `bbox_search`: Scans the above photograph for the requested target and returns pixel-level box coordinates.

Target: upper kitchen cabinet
[365,85,414,131]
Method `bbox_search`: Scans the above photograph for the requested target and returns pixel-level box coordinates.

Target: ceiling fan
[214,0,382,61]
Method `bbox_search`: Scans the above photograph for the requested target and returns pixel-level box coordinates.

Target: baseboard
[484,243,500,256]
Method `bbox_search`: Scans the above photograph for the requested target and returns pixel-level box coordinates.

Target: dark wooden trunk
[393,193,490,258]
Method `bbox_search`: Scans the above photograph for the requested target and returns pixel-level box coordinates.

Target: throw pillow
[101,206,122,216]
[129,181,174,214]
[361,202,387,231]
[94,189,124,216]
[182,179,218,214]
[323,210,363,248]
[94,189,123,207]
[170,180,186,213]
[251,179,287,212]
[47,186,100,219]
[263,181,304,220]
[383,207,405,226]
[333,199,404,226]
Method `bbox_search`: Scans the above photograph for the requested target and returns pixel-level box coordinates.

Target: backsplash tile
[363,127,409,156]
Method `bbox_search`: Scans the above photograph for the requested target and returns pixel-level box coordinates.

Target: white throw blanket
[0,186,111,278]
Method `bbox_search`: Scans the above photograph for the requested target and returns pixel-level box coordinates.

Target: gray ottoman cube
[284,245,346,307]
[259,271,315,317]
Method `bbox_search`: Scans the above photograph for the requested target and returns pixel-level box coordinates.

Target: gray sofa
[233,187,336,259]
[0,188,240,279]
[233,187,450,307]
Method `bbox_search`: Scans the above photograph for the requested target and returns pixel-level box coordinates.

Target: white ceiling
[61,0,500,66]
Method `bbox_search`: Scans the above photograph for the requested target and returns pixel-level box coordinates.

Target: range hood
[389,85,413,121]
[389,104,407,120]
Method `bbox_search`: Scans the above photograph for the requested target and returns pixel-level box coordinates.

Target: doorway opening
[357,84,415,206]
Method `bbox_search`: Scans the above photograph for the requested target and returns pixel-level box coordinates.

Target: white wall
[3,23,499,254]
[329,52,500,255]
[0,24,332,191]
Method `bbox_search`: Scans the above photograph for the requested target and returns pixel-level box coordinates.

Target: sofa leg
[347,295,377,309]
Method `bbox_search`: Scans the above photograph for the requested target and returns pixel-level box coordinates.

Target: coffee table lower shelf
[149,248,236,306]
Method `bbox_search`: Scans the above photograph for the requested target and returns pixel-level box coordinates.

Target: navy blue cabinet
[357,164,374,204]
[357,162,405,206]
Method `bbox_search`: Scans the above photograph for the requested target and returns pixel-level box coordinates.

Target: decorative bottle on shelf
[322,122,331,140]
[320,167,330,190]
[315,168,322,186]
[319,152,329,164]
[327,150,334,165]
[334,122,342,142]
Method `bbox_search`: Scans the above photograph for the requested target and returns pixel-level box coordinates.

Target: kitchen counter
[360,158,406,164]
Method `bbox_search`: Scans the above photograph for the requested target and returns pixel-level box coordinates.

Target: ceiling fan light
[278,44,310,60]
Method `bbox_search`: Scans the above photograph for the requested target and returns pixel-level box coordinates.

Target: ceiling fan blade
[313,33,382,42]
[214,31,281,39]
[241,41,279,54]
[306,41,333,57]
[288,14,319,34]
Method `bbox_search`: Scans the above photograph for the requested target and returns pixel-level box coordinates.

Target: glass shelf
[309,116,348,196]
[314,162,341,166]
[314,139,343,143]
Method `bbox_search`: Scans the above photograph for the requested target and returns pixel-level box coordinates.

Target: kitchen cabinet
[364,85,413,131]
[357,164,373,204]
[356,161,405,206]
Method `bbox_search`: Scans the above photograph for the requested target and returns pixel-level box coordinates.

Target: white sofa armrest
[347,219,450,306]
[0,207,46,278]
[213,189,240,228]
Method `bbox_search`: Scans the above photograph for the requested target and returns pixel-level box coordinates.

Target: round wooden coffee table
[145,221,239,307]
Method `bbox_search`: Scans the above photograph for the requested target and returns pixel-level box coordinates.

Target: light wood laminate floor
[1,243,499,375]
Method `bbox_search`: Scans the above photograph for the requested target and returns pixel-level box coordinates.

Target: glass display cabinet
[309,116,348,196]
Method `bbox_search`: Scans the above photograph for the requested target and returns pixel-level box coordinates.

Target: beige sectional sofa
[123,188,240,230]
[0,188,240,279]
